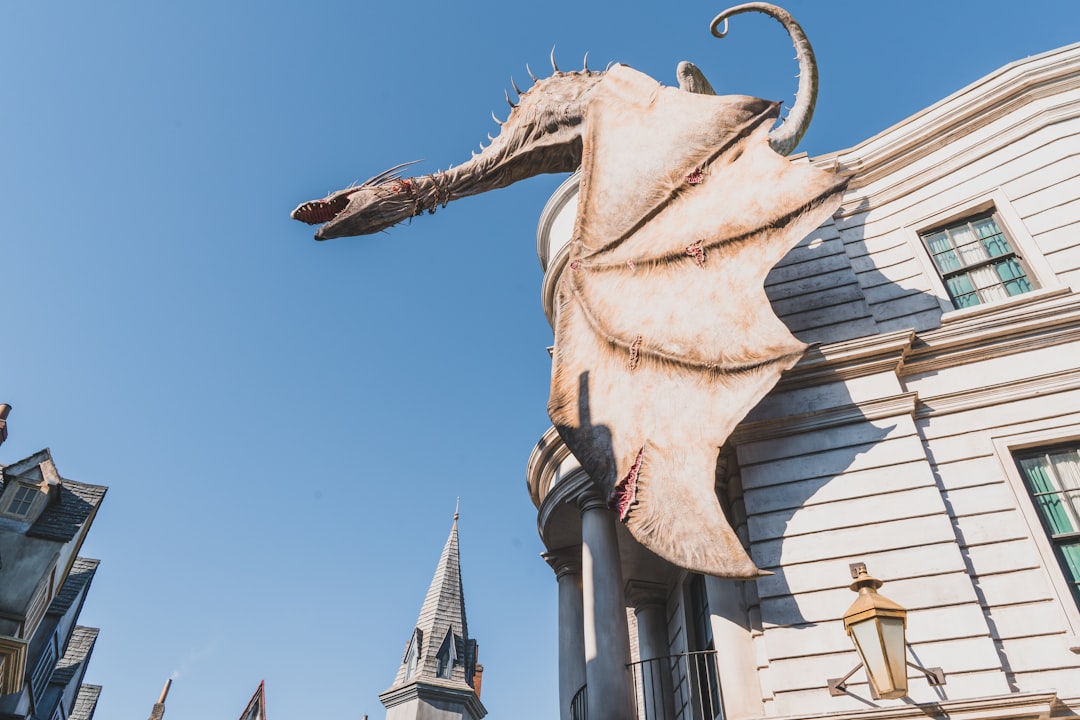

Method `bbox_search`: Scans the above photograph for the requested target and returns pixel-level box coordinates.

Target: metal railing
[629,650,722,720]
[570,683,588,720]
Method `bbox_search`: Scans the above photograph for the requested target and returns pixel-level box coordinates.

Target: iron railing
[570,683,587,720]
[629,650,722,720]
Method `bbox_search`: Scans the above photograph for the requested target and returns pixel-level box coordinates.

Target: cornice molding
[776,329,914,391]
[379,678,488,719]
[812,42,1080,195]
[766,690,1055,720]
[903,291,1080,376]
[526,426,573,509]
[916,365,1080,420]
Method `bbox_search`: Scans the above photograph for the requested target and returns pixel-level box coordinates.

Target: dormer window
[403,628,422,680]
[435,629,456,679]
[2,483,40,519]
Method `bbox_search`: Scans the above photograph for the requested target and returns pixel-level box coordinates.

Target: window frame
[902,190,1061,318]
[918,209,1037,310]
[992,426,1080,649]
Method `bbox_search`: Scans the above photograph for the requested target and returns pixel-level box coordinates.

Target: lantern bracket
[907,661,946,687]
[827,661,946,698]
[827,662,863,696]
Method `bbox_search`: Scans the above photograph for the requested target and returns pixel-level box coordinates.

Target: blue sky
[2,2,1078,719]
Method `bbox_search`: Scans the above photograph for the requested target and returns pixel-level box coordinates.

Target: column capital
[576,489,609,514]
[542,546,582,579]
[625,580,668,610]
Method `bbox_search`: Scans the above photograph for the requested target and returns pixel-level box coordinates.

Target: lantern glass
[849,613,908,699]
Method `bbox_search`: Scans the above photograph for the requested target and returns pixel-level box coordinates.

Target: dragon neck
[384,69,604,218]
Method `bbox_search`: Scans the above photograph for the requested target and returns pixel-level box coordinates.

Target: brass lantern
[842,565,908,698]
[828,563,944,699]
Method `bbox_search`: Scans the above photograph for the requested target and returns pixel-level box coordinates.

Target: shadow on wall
[732,195,948,629]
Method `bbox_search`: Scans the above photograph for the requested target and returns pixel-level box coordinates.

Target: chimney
[471,646,484,700]
[148,678,172,720]
[0,404,10,448]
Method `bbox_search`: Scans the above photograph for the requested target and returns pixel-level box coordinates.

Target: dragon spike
[550,45,560,73]
[361,159,424,187]
[511,76,523,95]
[487,132,494,141]
[526,63,538,83]
[504,88,517,108]
[583,51,589,71]
[491,110,503,126]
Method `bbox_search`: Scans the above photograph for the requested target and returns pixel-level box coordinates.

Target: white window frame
[902,189,1063,320]
[992,425,1080,651]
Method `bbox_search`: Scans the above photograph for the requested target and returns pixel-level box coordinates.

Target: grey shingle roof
[49,558,101,616]
[28,479,107,542]
[70,684,102,720]
[51,626,99,687]
[390,515,478,689]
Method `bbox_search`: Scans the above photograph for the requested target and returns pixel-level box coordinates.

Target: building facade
[529,43,1080,720]
[0,446,106,720]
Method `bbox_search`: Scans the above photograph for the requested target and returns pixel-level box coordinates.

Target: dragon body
[293,4,847,578]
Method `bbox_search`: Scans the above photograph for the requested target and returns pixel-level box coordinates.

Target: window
[5,484,37,517]
[1014,445,1080,609]
[920,211,1035,309]
[435,629,456,679]
[403,628,421,680]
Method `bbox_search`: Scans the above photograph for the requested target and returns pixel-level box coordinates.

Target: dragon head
[291,162,426,240]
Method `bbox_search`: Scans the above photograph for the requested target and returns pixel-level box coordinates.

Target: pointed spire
[381,506,487,719]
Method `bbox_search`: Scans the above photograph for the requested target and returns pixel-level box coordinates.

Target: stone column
[627,581,675,720]
[543,547,586,720]
[579,494,634,720]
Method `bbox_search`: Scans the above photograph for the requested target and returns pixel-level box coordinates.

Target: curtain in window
[1019,451,1080,534]
[926,231,959,273]
[973,217,1011,257]
[952,224,989,266]
[1019,449,1080,600]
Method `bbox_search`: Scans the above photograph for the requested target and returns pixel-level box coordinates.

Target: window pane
[952,225,989,266]
[1059,541,1080,594]
[973,218,1012,257]
[926,231,960,273]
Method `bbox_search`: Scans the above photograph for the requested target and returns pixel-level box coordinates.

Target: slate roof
[48,557,101,616]
[28,479,107,542]
[51,626,99,687]
[70,684,102,720]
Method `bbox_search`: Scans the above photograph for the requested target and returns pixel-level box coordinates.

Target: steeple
[380,509,486,720]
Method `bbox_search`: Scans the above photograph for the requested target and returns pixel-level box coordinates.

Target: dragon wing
[548,66,847,577]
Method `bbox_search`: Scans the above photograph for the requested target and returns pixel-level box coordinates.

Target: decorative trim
[526,426,573,509]
[777,691,1056,720]
[775,329,914,392]
[542,546,582,580]
[812,41,1080,193]
[903,291,1080,376]
[378,677,488,719]
[915,366,1080,419]
[624,580,667,610]
[0,635,27,695]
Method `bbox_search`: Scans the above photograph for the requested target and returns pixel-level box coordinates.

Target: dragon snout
[291,192,354,225]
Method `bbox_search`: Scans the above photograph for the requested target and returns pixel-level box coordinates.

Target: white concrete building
[528,42,1080,720]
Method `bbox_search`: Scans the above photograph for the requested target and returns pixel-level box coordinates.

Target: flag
[238,681,266,720]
